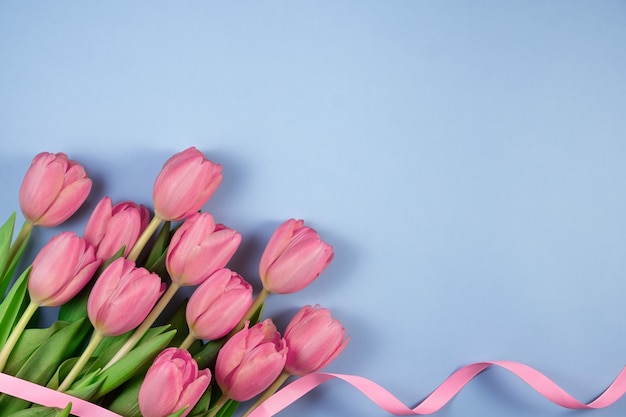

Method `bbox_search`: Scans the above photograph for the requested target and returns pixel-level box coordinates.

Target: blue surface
[2,2,626,417]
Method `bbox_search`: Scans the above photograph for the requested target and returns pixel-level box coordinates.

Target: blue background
[2,2,626,417]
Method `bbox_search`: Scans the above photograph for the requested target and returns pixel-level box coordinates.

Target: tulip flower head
[139,348,211,417]
[84,196,150,260]
[284,305,349,375]
[28,232,100,307]
[186,268,253,341]
[19,152,92,227]
[215,319,288,402]
[87,257,164,336]
[153,147,223,221]
[259,219,334,294]
[166,212,241,286]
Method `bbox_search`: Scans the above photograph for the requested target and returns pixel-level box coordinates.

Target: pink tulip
[139,348,211,417]
[84,196,150,260]
[166,212,241,286]
[19,152,92,227]
[28,232,100,307]
[186,268,253,341]
[283,305,349,376]
[259,219,334,294]
[215,319,288,402]
[87,257,163,336]
[153,147,223,221]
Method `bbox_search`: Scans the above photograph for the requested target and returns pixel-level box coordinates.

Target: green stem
[58,331,104,392]
[102,282,180,370]
[207,394,230,417]
[227,288,270,339]
[1,221,33,279]
[0,300,38,372]
[241,371,290,417]
[179,332,196,351]
[127,215,162,262]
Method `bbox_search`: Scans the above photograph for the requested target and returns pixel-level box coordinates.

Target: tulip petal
[139,348,209,417]
[227,345,286,401]
[259,219,302,279]
[140,361,181,416]
[37,178,92,226]
[174,371,211,417]
[283,305,349,375]
[265,236,333,294]
[29,233,99,306]
[153,148,223,220]
[84,197,113,248]
[88,258,162,336]
[19,153,66,222]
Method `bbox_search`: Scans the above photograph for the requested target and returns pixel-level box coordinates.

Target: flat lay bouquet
[0,148,348,417]
[2,148,626,417]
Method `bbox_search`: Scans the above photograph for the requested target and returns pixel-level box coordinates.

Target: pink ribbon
[2,361,626,416]
[248,361,626,417]
[0,373,122,417]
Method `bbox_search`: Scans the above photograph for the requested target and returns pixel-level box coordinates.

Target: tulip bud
[283,305,349,376]
[87,257,163,336]
[153,147,223,221]
[186,268,253,341]
[28,232,100,307]
[84,196,150,260]
[215,319,288,402]
[166,212,241,286]
[139,348,211,417]
[259,219,334,294]
[19,152,92,227]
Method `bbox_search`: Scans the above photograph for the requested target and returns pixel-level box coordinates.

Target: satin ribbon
[2,361,626,416]
[0,373,122,417]
[248,361,626,417]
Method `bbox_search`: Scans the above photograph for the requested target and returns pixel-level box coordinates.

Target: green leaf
[0,319,91,416]
[15,319,91,383]
[194,400,239,417]
[66,367,101,391]
[215,400,239,417]
[0,266,31,348]
[46,356,80,390]
[9,404,72,417]
[55,326,173,400]
[144,220,172,271]
[106,373,143,417]
[88,325,171,374]
[93,328,176,398]
[0,213,16,296]
[65,375,106,401]
[0,213,15,267]
[55,403,72,417]
[193,339,224,370]
[166,407,188,417]
[47,356,102,392]
[92,331,133,360]
[0,221,32,298]
[5,321,69,376]
[167,299,201,354]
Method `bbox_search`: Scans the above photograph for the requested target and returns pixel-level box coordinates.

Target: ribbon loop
[2,361,626,417]
[249,361,626,417]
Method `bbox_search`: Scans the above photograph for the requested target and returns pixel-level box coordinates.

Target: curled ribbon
[2,361,626,416]
[248,361,626,417]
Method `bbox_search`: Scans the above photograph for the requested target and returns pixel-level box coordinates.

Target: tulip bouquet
[0,148,348,417]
